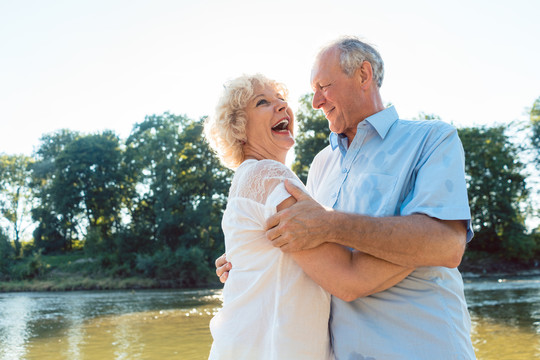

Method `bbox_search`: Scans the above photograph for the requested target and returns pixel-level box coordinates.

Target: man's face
[310,48,365,140]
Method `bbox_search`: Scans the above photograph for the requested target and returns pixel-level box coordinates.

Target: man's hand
[265,180,334,252]
[215,253,231,283]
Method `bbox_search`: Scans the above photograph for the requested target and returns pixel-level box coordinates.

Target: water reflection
[0,289,222,360]
[0,295,32,359]
[464,275,540,359]
[0,279,538,360]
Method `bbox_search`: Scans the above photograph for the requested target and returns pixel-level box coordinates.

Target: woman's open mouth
[271,118,290,133]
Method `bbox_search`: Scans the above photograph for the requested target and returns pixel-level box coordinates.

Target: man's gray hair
[319,36,385,88]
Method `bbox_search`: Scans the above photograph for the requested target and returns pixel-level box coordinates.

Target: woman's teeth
[272,119,289,131]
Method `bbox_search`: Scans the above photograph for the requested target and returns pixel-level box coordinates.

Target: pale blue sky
[1,0,539,156]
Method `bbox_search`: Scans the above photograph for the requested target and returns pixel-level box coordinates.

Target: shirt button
[332,192,337,198]
[342,168,347,173]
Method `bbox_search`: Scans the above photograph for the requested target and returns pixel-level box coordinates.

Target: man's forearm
[327,212,467,268]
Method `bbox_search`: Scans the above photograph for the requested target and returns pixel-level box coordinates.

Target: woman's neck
[243,146,286,164]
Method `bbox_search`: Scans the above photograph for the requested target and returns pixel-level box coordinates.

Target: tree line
[1,96,539,286]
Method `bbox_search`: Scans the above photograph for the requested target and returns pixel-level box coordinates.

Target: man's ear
[356,60,374,89]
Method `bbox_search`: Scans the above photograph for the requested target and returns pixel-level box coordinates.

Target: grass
[0,250,166,292]
[0,276,161,292]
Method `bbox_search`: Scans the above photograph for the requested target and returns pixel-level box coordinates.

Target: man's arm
[277,196,414,301]
[215,194,415,299]
[266,180,467,269]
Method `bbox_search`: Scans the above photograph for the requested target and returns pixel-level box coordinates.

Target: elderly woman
[204,74,333,359]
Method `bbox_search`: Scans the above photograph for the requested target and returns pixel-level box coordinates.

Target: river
[0,275,538,360]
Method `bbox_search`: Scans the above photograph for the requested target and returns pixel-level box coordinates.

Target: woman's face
[243,83,294,162]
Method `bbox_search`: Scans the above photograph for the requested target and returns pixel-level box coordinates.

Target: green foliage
[135,245,214,287]
[531,96,540,168]
[10,250,45,280]
[55,131,125,242]
[31,129,82,253]
[291,93,331,183]
[124,113,231,258]
[412,112,442,121]
[0,228,14,278]
[0,154,34,256]
[84,226,109,257]
[1,100,538,287]
[459,125,532,260]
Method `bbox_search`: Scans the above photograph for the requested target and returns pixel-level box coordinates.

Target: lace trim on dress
[229,159,300,205]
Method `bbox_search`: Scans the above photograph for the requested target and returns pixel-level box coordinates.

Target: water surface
[0,275,539,359]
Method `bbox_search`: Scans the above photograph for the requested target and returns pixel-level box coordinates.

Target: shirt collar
[329,106,399,152]
[364,105,399,139]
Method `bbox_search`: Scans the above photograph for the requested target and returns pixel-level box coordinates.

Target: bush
[135,245,213,287]
[10,250,46,280]
[0,229,14,279]
[501,223,537,261]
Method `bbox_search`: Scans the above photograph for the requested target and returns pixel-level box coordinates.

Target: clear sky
[1,0,539,156]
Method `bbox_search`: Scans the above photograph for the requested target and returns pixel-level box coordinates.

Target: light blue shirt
[307,106,476,359]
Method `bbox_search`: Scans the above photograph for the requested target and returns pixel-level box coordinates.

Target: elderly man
[218,36,476,359]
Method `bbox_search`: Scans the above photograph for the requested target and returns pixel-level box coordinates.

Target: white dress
[209,159,332,360]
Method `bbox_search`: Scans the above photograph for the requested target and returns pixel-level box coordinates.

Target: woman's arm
[277,196,414,302]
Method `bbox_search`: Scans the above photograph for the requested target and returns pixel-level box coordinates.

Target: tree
[32,129,82,252]
[124,113,232,262]
[291,93,331,183]
[0,227,14,278]
[459,125,533,260]
[413,112,442,121]
[0,154,34,256]
[53,131,126,254]
[530,96,540,161]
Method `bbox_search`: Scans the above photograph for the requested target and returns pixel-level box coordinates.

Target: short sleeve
[231,159,306,213]
[266,176,305,210]
[400,127,474,242]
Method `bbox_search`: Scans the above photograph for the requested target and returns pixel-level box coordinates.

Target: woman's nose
[276,99,288,112]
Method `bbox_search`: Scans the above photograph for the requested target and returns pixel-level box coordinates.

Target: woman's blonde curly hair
[204,74,288,169]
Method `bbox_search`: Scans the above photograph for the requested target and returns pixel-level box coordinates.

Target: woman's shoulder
[230,159,299,204]
[239,159,294,179]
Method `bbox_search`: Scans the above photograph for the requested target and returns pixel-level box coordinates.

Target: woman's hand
[215,253,232,283]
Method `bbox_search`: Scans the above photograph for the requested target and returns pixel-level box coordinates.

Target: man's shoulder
[398,118,456,132]
[391,119,457,143]
[312,144,334,166]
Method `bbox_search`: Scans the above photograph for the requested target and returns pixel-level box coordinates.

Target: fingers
[284,179,309,200]
[216,261,232,283]
[265,213,280,231]
[215,253,228,268]
[267,228,289,249]
[219,271,229,283]
[215,253,231,283]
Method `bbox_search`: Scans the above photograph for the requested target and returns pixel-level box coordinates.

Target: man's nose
[312,90,324,109]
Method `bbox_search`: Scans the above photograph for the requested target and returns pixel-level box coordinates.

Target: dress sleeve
[235,159,305,212]
[265,173,305,210]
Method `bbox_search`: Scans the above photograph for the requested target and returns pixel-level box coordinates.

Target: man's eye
[320,84,331,90]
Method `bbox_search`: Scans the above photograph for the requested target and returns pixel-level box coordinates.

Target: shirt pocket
[339,173,397,216]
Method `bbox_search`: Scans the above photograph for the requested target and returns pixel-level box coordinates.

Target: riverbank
[459,253,540,279]
[0,274,220,292]
[0,251,220,292]
[1,251,538,292]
